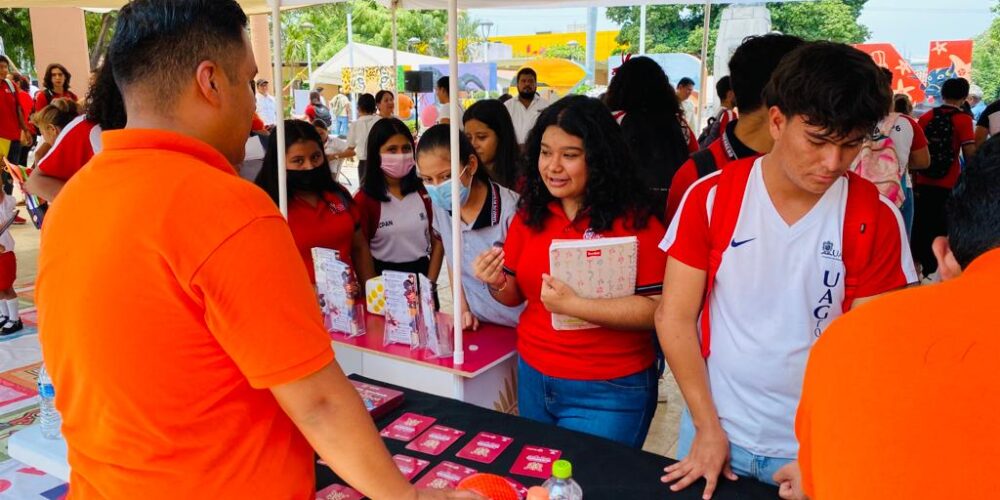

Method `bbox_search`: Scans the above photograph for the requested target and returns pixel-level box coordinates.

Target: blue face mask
[425,168,471,210]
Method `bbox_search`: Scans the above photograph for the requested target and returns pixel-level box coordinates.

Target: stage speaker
[404,70,434,93]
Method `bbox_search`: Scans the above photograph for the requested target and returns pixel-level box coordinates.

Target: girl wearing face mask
[416,124,524,331]
[354,118,443,280]
[254,120,374,284]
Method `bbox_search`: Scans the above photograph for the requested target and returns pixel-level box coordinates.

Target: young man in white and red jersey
[655,41,918,499]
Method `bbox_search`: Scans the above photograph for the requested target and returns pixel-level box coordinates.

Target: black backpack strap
[692,149,718,179]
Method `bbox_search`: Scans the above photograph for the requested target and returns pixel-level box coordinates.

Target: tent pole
[448,0,464,366]
[585,7,597,85]
[696,0,712,131]
[640,3,647,55]
[271,1,288,218]
[392,1,399,117]
[348,5,357,121]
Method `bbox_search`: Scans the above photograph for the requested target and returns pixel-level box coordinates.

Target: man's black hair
[357,93,376,114]
[728,34,805,114]
[947,136,1000,267]
[763,41,890,140]
[941,78,971,102]
[109,0,248,102]
[515,67,537,82]
[0,55,10,67]
[677,77,695,88]
[436,76,449,93]
[715,75,732,101]
[85,61,127,130]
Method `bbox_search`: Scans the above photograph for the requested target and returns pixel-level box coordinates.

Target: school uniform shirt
[503,204,666,381]
[33,89,79,113]
[17,90,35,136]
[0,79,22,141]
[504,95,550,145]
[36,115,102,181]
[666,119,760,223]
[915,104,976,189]
[287,189,360,283]
[660,156,916,458]
[346,115,382,161]
[977,100,1000,137]
[432,180,525,327]
[355,189,432,264]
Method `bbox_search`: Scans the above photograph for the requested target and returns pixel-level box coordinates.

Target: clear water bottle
[542,459,582,500]
[37,364,61,439]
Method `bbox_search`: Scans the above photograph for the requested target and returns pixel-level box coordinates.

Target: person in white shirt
[504,68,549,147]
[656,42,917,498]
[255,79,276,127]
[435,76,451,125]
[339,93,382,183]
[676,76,696,128]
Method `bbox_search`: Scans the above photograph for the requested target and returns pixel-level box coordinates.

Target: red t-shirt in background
[36,115,101,182]
[33,90,79,113]
[0,81,22,141]
[503,205,666,380]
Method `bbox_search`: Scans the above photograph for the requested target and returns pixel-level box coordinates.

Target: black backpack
[922,106,958,179]
[698,110,725,150]
[312,104,333,128]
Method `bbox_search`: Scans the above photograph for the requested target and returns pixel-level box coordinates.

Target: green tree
[973,2,1000,101]
[770,0,870,44]
[85,11,117,69]
[0,8,33,73]
[543,43,585,62]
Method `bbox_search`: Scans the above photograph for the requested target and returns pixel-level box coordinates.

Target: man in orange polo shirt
[35,1,480,499]
[780,138,1000,499]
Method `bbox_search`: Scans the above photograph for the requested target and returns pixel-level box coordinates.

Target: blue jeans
[677,409,792,486]
[335,116,349,137]
[517,358,657,449]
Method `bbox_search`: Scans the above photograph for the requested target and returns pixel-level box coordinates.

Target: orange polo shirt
[796,248,1000,499]
[36,129,334,500]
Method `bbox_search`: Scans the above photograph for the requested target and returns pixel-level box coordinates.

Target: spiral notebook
[548,236,638,330]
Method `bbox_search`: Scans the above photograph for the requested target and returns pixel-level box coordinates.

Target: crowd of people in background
[5,0,1000,496]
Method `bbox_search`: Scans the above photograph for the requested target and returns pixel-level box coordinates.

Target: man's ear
[932,236,963,281]
[194,61,222,106]
[768,106,785,142]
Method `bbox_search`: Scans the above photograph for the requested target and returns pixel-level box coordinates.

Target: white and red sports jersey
[36,115,102,182]
[660,156,917,458]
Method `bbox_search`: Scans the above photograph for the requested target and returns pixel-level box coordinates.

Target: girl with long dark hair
[462,99,523,191]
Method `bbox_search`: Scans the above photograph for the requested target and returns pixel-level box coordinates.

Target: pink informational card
[455,431,515,464]
[392,454,431,481]
[405,424,466,455]
[315,484,364,500]
[380,412,436,442]
[509,445,562,479]
[414,461,477,489]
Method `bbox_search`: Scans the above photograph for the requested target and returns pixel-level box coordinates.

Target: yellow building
[490,31,626,62]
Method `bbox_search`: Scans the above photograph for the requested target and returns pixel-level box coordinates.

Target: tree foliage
[973,2,1000,101]
[608,1,869,66]
[0,8,33,73]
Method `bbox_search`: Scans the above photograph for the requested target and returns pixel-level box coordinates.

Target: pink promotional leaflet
[350,381,404,420]
[455,431,515,464]
[548,237,638,330]
[414,461,478,489]
[313,247,366,338]
[510,445,563,479]
[315,483,364,500]
[382,271,421,346]
[392,454,431,481]
[380,412,437,442]
[405,424,466,456]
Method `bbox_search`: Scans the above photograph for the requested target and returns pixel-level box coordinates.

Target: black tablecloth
[316,375,779,500]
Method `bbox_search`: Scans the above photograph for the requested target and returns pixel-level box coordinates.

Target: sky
[471,0,996,61]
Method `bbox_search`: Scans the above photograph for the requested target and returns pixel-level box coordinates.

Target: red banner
[854,43,926,104]
[925,40,974,104]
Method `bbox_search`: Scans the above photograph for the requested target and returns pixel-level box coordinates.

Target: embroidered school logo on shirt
[820,240,842,260]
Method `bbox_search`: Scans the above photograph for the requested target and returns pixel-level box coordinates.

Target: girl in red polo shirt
[473,95,666,448]
[34,64,79,113]
[254,120,374,284]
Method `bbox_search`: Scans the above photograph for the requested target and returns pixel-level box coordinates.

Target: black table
[316,375,779,500]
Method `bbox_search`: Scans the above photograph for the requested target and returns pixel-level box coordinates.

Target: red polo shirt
[503,205,666,380]
[0,80,22,141]
[287,188,360,283]
[33,90,79,113]
[36,115,101,181]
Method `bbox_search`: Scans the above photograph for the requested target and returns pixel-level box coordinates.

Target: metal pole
[271,3,288,218]
[306,41,313,89]
[586,7,597,86]
[640,4,647,55]
[696,0,712,130]
[392,2,399,118]
[448,0,464,366]
[348,6,357,121]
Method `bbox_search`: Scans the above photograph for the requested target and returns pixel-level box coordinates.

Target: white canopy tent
[309,42,446,87]
[0,0,327,14]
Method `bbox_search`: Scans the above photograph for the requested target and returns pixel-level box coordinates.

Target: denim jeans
[335,116,349,137]
[517,357,657,449]
[676,408,792,485]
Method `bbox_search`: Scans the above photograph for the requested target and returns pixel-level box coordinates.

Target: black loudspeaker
[404,70,434,93]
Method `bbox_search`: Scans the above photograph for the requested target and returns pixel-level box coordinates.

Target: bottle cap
[552,459,572,479]
[526,486,550,500]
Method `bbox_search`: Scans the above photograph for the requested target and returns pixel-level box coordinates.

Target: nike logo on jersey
[730,238,756,248]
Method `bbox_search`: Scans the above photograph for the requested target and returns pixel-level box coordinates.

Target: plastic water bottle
[542,459,582,500]
[37,364,61,439]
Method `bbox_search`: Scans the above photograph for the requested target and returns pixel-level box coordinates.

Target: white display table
[8,424,70,482]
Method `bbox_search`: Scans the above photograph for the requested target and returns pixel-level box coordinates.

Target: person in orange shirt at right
[780,137,1000,499]
[35,1,481,499]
